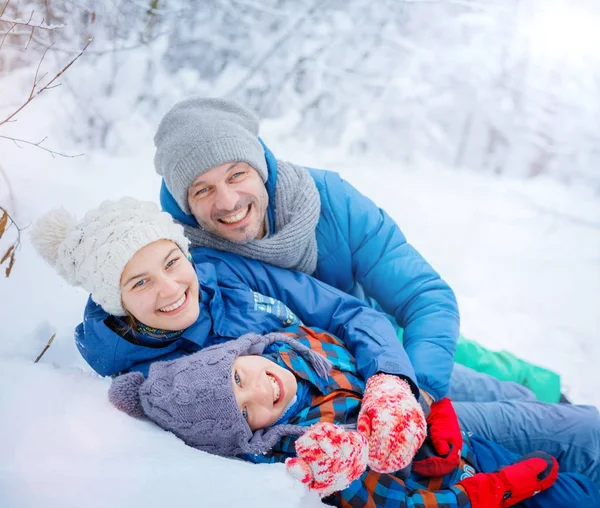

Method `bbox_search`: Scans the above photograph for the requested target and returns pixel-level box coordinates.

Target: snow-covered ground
[1,89,599,507]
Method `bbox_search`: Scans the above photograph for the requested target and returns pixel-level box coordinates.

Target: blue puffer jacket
[76,248,417,390]
[159,142,460,400]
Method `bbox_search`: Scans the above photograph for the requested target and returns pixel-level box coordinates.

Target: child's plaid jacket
[245,325,478,508]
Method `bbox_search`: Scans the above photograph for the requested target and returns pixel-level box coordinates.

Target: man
[152,97,599,484]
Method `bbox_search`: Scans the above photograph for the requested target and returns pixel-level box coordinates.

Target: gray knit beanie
[29,197,190,316]
[108,332,332,457]
[154,98,268,214]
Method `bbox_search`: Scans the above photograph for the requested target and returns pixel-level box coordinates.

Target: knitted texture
[154,98,268,214]
[108,332,333,457]
[285,422,368,498]
[30,197,190,316]
[184,159,321,274]
[412,397,463,477]
[458,452,559,507]
[357,374,427,473]
[108,371,145,418]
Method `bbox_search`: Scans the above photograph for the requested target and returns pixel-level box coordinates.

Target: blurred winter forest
[2,0,600,190]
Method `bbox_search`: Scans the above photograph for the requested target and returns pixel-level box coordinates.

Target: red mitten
[413,397,463,476]
[285,422,368,497]
[458,452,559,508]
[357,374,427,473]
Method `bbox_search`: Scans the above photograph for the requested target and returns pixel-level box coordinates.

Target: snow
[1,80,600,508]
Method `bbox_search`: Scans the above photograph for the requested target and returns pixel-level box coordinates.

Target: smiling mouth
[267,372,283,405]
[158,290,188,313]
[217,204,251,225]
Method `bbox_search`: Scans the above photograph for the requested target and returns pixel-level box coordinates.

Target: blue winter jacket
[159,142,460,399]
[76,248,417,390]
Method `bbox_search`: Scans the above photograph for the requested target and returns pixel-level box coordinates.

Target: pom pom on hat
[29,197,190,316]
[29,208,77,270]
[109,371,146,418]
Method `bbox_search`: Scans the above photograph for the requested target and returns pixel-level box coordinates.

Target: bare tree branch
[0,38,92,127]
[0,13,65,31]
[34,333,56,363]
[28,29,167,56]
[224,0,334,97]
[0,0,11,18]
[0,19,15,49]
[0,135,84,158]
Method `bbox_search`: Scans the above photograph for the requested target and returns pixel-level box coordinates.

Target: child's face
[120,240,200,331]
[232,355,298,431]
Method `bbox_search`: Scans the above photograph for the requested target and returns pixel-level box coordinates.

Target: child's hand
[285,422,368,498]
[458,451,559,507]
[357,374,427,473]
[413,397,463,477]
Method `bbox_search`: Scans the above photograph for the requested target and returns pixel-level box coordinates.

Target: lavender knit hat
[109,332,332,457]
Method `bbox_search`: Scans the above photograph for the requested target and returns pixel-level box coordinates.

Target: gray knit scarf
[183,160,321,274]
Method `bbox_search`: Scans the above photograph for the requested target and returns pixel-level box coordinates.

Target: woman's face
[232,355,298,431]
[120,240,200,331]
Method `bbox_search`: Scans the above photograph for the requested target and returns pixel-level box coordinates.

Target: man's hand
[285,422,368,498]
[357,374,427,473]
[413,397,463,476]
[458,451,559,507]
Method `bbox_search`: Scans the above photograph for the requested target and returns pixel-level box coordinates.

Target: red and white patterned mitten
[285,422,368,497]
[357,374,427,473]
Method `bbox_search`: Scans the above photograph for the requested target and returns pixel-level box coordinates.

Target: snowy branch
[224,0,334,96]
[0,15,65,31]
[0,1,65,50]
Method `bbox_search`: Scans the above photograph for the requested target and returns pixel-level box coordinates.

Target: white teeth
[267,374,280,403]
[219,206,250,224]
[159,292,186,312]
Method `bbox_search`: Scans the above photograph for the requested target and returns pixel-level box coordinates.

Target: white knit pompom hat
[30,197,190,316]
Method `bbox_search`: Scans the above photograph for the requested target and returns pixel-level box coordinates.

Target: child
[109,326,600,507]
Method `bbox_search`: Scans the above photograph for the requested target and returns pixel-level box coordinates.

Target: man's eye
[242,407,248,420]
[234,371,242,387]
[133,279,147,288]
[231,171,245,180]
[194,188,209,197]
[166,257,179,268]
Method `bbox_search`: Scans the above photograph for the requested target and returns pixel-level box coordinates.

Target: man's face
[187,162,269,243]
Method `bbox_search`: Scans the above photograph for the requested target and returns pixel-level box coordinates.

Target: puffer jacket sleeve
[194,249,419,396]
[323,173,460,400]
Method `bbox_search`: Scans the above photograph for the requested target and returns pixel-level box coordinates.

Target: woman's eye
[242,407,248,420]
[231,171,245,180]
[166,257,179,268]
[133,279,147,289]
[234,371,242,387]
